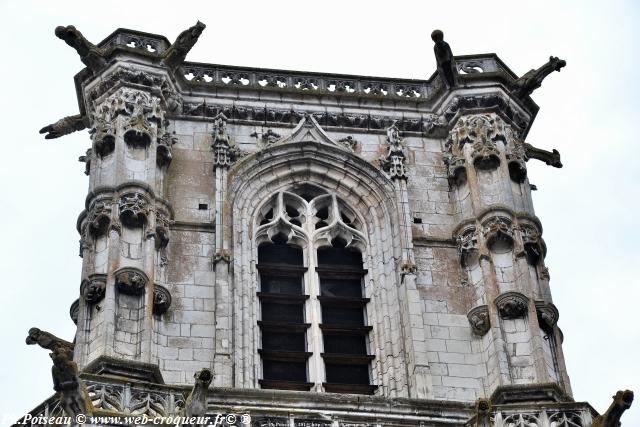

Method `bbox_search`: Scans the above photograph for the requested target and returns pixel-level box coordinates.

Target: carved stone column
[380,123,433,398]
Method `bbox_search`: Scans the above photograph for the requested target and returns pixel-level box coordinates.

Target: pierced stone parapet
[495,292,529,319]
[535,301,559,332]
[118,192,150,227]
[81,274,107,304]
[467,305,491,336]
[115,268,148,296]
[69,299,79,325]
[152,285,172,315]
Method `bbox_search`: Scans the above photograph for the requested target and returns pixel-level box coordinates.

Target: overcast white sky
[0,0,638,424]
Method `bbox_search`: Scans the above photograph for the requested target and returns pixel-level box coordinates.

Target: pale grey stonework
[20,24,627,427]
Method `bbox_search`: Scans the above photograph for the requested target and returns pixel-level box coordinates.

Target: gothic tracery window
[255,184,376,394]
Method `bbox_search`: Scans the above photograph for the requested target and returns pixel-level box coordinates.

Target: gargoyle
[431,29,458,89]
[592,390,634,427]
[50,347,92,418]
[162,21,206,69]
[512,56,566,98]
[39,114,89,140]
[26,327,75,356]
[183,368,213,417]
[523,142,563,168]
[55,25,106,73]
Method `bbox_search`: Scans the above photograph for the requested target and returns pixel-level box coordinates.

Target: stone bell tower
[19,22,634,427]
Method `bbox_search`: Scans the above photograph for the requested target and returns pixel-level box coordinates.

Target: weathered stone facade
[19,23,634,426]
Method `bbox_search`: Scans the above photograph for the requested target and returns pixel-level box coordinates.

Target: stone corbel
[535,301,559,333]
[115,267,148,295]
[152,285,172,315]
[118,192,150,227]
[81,273,107,304]
[86,200,112,237]
[495,291,529,319]
[69,299,79,325]
[467,305,491,336]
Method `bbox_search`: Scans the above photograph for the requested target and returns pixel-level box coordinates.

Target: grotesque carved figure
[512,56,566,98]
[163,21,207,69]
[380,121,408,180]
[55,25,106,73]
[592,390,634,427]
[39,114,89,140]
[26,328,75,356]
[184,368,213,417]
[431,29,458,89]
[50,347,92,417]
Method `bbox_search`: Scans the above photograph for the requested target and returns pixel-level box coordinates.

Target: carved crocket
[512,56,566,98]
[162,21,206,69]
[55,25,106,73]
[26,327,75,356]
[592,390,634,427]
[183,368,213,417]
[39,114,89,140]
[431,29,458,89]
[50,347,92,418]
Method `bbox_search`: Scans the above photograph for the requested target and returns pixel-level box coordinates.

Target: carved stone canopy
[115,268,148,296]
[152,285,172,315]
[456,225,479,267]
[81,273,107,304]
[467,305,491,336]
[118,192,149,227]
[482,216,514,253]
[495,292,529,319]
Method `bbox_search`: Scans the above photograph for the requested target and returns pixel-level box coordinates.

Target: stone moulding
[81,273,107,304]
[467,305,491,336]
[535,301,560,332]
[495,291,529,319]
[152,285,172,315]
[115,267,148,296]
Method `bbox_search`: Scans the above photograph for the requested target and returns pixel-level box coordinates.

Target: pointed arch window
[255,184,377,394]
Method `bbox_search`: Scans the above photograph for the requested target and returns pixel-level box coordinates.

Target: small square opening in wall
[413,217,423,224]
[198,203,208,210]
